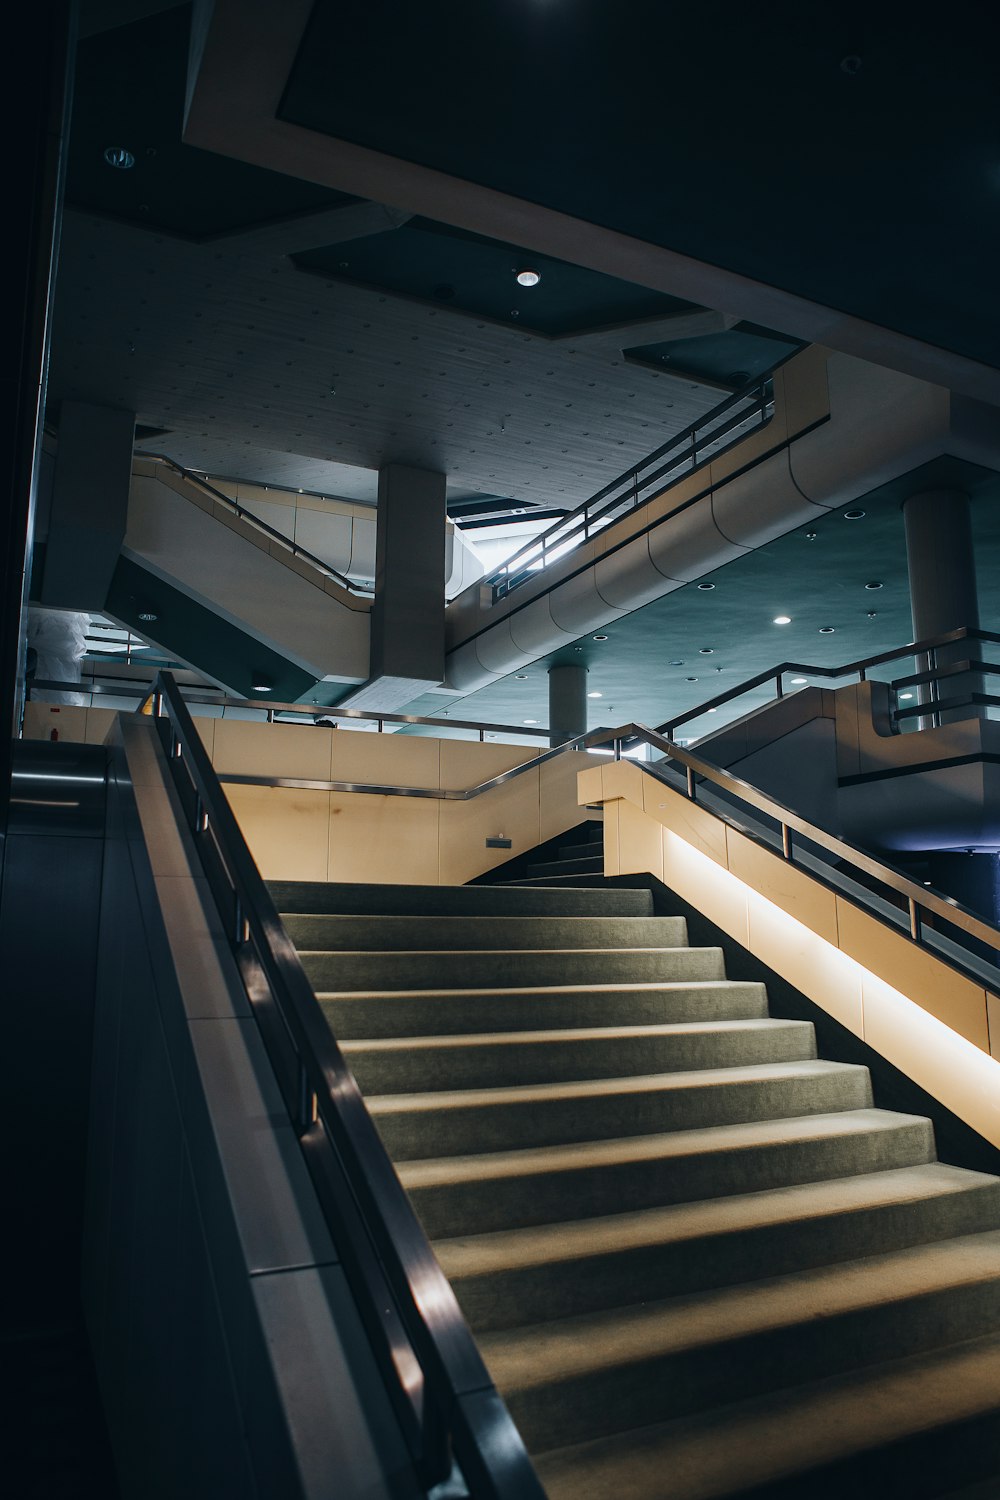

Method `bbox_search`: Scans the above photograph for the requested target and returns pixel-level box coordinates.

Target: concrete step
[300,944,725,992]
[369,1059,874,1162]
[556,839,604,862]
[498,874,613,888]
[398,1109,933,1238]
[483,1229,1000,1451]
[534,1330,1000,1500]
[319,979,770,1041]
[283,913,686,953]
[435,1163,1000,1332]
[527,855,605,878]
[343,1018,817,1094]
[269,879,649,916]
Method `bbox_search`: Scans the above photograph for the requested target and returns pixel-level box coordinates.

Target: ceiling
[47,0,1000,727]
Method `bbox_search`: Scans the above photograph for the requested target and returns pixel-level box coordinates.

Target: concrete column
[902,488,981,726]
[42,402,136,611]
[548,663,588,747]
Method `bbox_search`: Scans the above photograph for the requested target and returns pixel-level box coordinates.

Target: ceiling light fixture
[516,269,541,287]
[805,531,818,539]
[251,676,273,693]
[593,634,608,641]
[669,659,684,666]
[104,146,135,169]
[686,676,699,682]
[791,677,808,685]
[588,691,602,699]
[699,647,714,654]
[707,708,717,713]
[899,693,914,701]
[514,673,528,680]
[523,718,538,724]
[819,626,836,634]
[697,582,715,591]
[844,509,866,520]
[865,581,883,590]
[136,610,157,623]
[773,615,792,625]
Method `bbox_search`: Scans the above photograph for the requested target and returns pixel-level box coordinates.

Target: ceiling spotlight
[514,673,528,680]
[593,633,608,641]
[899,693,914,701]
[867,610,878,619]
[773,615,792,625]
[819,626,836,634]
[669,659,684,666]
[686,676,699,682]
[523,718,538,724]
[791,677,808,685]
[844,509,866,520]
[699,647,714,654]
[697,582,716,591]
[865,581,883,590]
[104,146,135,169]
[251,676,273,693]
[805,531,818,540]
[588,691,602,699]
[707,708,717,713]
[516,269,541,287]
[136,610,157,623]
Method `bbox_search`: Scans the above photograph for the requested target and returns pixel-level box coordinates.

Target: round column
[902,488,981,725]
[548,663,588,747]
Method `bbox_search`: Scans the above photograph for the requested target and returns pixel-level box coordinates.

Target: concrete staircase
[270,827,1000,1499]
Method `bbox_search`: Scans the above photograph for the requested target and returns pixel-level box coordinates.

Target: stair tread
[480,1229,1000,1393]
[433,1162,1000,1280]
[368,1057,864,1116]
[343,1017,813,1055]
[317,979,758,1001]
[397,1107,926,1190]
[534,1331,1000,1499]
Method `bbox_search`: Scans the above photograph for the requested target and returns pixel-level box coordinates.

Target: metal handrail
[657,626,1000,739]
[31,677,552,742]
[139,452,372,599]
[486,375,774,602]
[141,671,545,1499]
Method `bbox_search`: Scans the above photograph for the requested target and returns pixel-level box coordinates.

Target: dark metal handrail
[657,626,1000,739]
[140,672,545,1499]
[486,375,774,602]
[139,453,372,599]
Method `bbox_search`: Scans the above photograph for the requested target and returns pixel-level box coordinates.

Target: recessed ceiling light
[865,581,883,590]
[819,626,836,634]
[699,647,714,654]
[697,582,715,591]
[805,531,818,539]
[588,691,602,699]
[899,693,914,701]
[593,634,608,641]
[104,146,135,169]
[844,509,866,520]
[669,659,684,666]
[137,610,157,623]
[773,615,792,625]
[523,718,538,724]
[686,676,699,682]
[514,673,528,680]
[707,707,717,713]
[251,677,273,693]
[867,610,878,619]
[791,677,808,685]
[516,269,541,287]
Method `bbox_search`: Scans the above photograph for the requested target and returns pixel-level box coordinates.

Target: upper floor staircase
[272,822,1000,1499]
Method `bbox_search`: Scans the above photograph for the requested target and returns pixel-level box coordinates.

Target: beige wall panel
[602,800,621,875]
[662,831,749,946]
[727,831,839,945]
[746,891,864,1038]
[862,972,1000,1151]
[837,898,989,1051]
[440,739,530,790]
[332,733,441,790]
[439,770,541,886]
[989,993,1000,1060]
[540,753,590,845]
[328,795,439,885]
[85,708,118,745]
[618,797,664,880]
[601,758,643,803]
[23,703,90,742]
[226,785,331,883]
[212,719,334,781]
[193,715,216,758]
[647,782,727,868]
[577,764,604,807]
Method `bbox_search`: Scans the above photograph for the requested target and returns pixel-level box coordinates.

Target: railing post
[614,738,622,761]
[686,766,696,801]
[908,896,921,943]
[781,824,792,860]
[775,672,783,699]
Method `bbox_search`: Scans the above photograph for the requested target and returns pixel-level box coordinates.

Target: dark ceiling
[294,219,699,336]
[625,325,804,390]
[282,0,1000,371]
